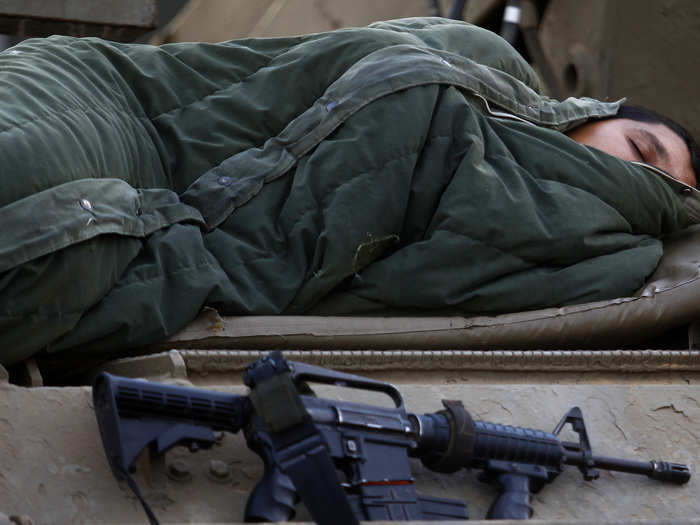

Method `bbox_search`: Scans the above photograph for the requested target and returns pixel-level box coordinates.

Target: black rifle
[93,352,690,523]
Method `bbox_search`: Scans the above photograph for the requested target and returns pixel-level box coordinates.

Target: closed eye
[627,137,644,161]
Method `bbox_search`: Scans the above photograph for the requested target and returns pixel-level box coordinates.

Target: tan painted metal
[0,0,157,41]
[539,0,700,145]
[152,0,430,44]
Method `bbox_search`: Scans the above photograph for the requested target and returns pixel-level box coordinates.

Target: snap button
[79,198,92,210]
[218,176,232,186]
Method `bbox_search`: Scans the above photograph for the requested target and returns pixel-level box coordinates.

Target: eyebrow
[637,128,669,162]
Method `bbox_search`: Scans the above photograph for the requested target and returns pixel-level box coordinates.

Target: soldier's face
[567,118,696,188]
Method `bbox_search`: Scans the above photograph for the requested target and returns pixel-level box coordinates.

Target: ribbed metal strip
[177,349,700,374]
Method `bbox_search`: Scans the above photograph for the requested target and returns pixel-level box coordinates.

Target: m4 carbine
[93,352,690,524]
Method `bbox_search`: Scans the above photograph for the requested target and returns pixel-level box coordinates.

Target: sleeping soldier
[0,17,698,368]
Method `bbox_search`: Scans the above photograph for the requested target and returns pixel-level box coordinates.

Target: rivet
[346,440,357,453]
[79,198,92,210]
[167,460,191,481]
[218,176,232,186]
[8,515,32,525]
[209,459,231,480]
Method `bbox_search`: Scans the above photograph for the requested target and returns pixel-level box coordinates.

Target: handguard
[412,403,691,520]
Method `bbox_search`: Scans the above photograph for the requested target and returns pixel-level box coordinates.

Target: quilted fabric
[0,18,693,367]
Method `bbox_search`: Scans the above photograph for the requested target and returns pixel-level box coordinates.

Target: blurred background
[0,0,699,140]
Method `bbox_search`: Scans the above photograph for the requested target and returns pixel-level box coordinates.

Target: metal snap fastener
[218,176,232,186]
[79,198,92,210]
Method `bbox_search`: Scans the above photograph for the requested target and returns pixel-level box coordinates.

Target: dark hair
[613,104,700,187]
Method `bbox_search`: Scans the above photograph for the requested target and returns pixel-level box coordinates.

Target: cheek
[661,137,695,187]
[567,122,634,161]
[676,166,696,187]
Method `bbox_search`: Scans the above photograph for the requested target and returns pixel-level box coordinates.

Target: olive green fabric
[0,18,696,366]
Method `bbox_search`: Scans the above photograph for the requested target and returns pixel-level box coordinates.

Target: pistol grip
[244,424,299,522]
[244,464,298,522]
[486,472,532,520]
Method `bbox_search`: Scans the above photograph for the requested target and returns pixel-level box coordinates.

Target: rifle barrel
[562,447,690,484]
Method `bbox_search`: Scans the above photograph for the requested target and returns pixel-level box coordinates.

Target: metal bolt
[209,460,231,480]
[346,440,358,453]
[167,460,191,481]
[9,515,34,525]
[79,198,92,211]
